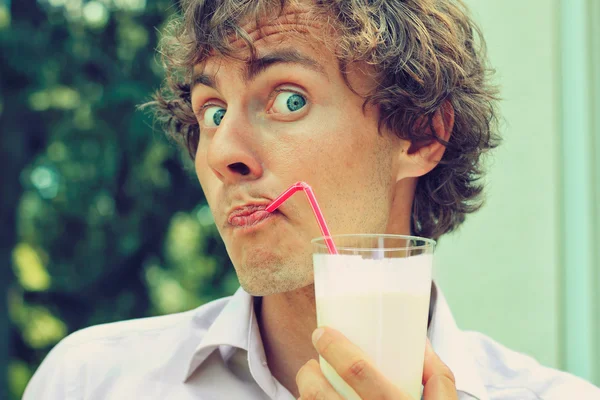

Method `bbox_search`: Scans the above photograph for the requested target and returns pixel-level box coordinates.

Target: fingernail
[312,328,325,347]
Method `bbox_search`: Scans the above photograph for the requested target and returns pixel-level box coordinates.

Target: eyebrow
[190,49,328,91]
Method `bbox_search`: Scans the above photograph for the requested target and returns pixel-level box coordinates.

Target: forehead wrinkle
[229,9,326,49]
[196,10,334,88]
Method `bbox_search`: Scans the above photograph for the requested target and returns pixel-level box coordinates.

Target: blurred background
[0,0,598,399]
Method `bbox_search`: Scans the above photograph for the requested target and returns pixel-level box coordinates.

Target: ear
[395,101,454,181]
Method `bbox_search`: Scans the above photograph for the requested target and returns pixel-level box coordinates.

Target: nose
[206,112,263,184]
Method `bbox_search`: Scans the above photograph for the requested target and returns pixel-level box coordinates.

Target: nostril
[229,162,250,176]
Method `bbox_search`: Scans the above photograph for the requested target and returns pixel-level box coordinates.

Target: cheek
[317,115,395,230]
[324,112,383,172]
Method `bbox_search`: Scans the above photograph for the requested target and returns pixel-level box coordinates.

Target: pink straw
[266,182,338,254]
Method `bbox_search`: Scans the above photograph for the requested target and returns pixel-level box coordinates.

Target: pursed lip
[227,204,279,228]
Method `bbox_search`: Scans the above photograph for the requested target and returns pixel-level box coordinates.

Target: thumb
[422,339,458,400]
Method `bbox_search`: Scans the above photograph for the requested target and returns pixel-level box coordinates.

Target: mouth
[228,204,280,229]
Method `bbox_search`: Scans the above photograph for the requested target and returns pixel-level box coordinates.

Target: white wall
[436,0,600,384]
[434,0,562,369]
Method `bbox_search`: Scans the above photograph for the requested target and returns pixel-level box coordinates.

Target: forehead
[195,6,335,74]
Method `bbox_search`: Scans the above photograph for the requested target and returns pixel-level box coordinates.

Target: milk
[313,253,433,400]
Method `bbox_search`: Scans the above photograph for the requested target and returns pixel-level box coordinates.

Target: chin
[234,251,314,296]
[238,276,312,296]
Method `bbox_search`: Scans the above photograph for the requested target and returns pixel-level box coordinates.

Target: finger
[296,359,344,400]
[312,327,410,400]
[422,339,458,400]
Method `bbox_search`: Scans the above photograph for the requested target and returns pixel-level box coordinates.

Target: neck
[257,284,318,398]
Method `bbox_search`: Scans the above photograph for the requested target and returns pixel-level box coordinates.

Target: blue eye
[203,106,226,127]
[273,92,307,113]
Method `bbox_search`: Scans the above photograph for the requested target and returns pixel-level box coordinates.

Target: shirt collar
[429,283,489,400]
[183,287,253,381]
[183,287,279,396]
[184,284,489,400]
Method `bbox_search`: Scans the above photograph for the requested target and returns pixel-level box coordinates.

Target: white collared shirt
[23,284,600,400]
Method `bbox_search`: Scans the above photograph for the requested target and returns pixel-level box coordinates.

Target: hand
[295,327,458,399]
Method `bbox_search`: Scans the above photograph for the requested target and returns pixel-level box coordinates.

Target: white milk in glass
[313,253,432,400]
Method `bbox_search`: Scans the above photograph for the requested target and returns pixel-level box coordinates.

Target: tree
[0,1,237,398]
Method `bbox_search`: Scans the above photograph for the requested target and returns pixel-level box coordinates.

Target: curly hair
[148,0,500,240]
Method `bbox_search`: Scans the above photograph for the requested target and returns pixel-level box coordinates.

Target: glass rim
[311,233,436,252]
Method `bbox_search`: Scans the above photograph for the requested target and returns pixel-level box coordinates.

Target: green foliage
[0,2,237,399]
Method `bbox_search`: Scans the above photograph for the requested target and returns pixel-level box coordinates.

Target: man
[23,0,600,399]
